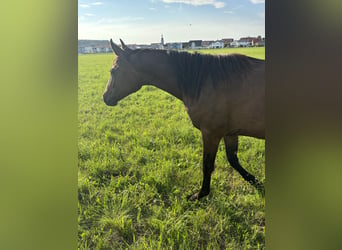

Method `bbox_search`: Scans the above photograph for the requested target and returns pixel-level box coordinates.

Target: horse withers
[103,39,265,200]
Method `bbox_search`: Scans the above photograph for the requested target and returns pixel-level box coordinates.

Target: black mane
[167,50,263,99]
[130,49,264,99]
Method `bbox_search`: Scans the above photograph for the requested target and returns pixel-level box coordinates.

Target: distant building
[230,41,240,47]
[150,43,163,49]
[144,35,165,50]
[126,44,137,49]
[189,40,202,49]
[135,44,151,49]
[78,43,111,54]
[94,45,111,53]
[182,42,189,49]
[201,40,214,48]
[84,46,96,53]
[166,42,183,50]
[209,40,224,49]
[222,38,234,47]
[239,41,252,47]
[231,39,252,47]
[238,36,265,47]
[257,39,265,47]
[78,47,86,54]
[254,36,265,46]
[78,35,265,54]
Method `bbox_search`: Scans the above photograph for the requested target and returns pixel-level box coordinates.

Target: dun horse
[103,39,265,200]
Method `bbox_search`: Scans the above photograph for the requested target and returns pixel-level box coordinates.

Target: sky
[78,0,265,44]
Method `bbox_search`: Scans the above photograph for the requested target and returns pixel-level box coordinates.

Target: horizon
[78,35,265,45]
[78,0,265,44]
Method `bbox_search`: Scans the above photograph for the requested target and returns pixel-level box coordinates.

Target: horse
[103,39,265,200]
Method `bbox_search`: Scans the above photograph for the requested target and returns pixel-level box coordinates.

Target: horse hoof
[256,183,265,196]
[187,192,199,201]
[187,190,209,201]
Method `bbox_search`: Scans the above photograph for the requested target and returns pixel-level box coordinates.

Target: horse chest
[185,103,230,133]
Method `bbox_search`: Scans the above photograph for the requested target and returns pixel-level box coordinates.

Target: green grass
[78,47,265,249]
[193,47,265,59]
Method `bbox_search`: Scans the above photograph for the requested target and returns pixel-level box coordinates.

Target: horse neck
[135,51,183,101]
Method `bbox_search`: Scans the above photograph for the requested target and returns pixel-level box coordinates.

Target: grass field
[193,47,265,59]
[78,47,265,249]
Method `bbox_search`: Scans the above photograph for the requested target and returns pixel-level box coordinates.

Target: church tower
[161,34,164,47]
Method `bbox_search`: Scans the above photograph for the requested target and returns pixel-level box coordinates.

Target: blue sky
[78,0,265,44]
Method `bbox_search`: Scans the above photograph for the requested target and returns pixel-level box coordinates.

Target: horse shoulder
[184,86,235,134]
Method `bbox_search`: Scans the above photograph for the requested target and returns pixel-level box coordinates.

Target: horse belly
[186,102,233,136]
[229,97,265,139]
[187,100,264,139]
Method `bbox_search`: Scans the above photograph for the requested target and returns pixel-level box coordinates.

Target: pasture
[78,47,265,249]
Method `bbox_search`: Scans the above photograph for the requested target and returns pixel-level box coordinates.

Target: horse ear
[109,39,124,56]
[120,39,131,51]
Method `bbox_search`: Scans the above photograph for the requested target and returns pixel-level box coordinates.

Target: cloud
[95,16,145,24]
[213,2,224,8]
[79,2,103,8]
[149,7,157,11]
[79,4,90,8]
[91,2,103,5]
[161,0,225,8]
[84,13,95,17]
[250,0,265,4]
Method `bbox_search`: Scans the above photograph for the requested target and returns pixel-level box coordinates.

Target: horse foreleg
[224,135,264,193]
[188,132,220,201]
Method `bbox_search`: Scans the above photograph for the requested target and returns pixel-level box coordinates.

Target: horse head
[103,39,142,106]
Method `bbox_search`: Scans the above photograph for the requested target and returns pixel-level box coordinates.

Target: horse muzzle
[103,93,118,106]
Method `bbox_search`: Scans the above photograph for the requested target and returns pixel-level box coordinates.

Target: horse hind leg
[224,135,264,194]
